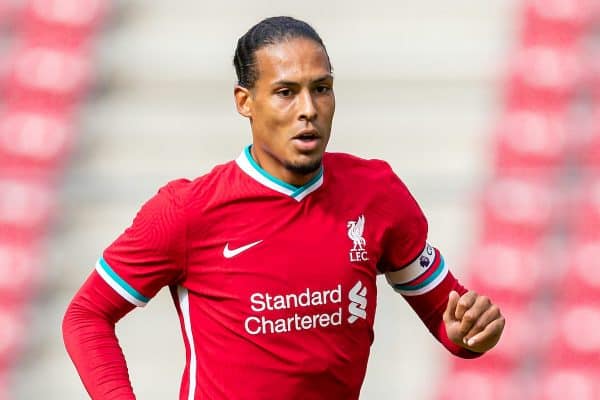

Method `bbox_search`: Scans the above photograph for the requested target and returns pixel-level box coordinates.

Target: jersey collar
[235,145,324,201]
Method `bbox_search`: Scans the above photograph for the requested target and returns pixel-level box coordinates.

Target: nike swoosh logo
[223,240,263,258]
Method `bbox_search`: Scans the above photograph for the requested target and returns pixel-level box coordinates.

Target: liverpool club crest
[347,215,369,262]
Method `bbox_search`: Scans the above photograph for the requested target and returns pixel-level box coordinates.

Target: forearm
[403,271,481,358]
[62,271,137,399]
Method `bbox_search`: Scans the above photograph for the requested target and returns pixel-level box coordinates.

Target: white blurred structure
[10,1,516,399]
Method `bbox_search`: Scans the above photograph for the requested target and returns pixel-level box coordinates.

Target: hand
[443,290,505,353]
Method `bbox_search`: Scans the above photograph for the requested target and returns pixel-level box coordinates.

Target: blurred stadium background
[1,0,599,399]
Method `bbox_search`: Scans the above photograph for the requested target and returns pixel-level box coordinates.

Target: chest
[184,196,385,299]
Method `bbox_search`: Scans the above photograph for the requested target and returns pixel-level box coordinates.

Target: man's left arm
[385,249,505,356]
[374,161,504,355]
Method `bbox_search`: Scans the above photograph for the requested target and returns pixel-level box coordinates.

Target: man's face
[236,37,335,184]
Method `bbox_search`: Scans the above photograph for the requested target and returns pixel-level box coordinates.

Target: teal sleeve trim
[98,257,150,303]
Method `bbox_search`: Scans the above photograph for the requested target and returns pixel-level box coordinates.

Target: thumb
[443,290,460,324]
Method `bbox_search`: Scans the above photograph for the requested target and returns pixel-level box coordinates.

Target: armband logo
[419,243,435,269]
[420,255,431,268]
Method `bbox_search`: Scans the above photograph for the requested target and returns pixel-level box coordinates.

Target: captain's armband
[385,243,448,296]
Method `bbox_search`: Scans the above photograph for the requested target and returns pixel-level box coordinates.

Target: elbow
[62,297,106,350]
[62,299,82,352]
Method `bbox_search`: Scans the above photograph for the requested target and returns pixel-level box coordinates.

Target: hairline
[241,35,332,90]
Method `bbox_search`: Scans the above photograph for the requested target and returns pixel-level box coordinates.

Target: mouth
[291,130,321,152]
[293,130,320,142]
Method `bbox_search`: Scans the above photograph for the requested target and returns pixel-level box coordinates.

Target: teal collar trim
[235,145,324,201]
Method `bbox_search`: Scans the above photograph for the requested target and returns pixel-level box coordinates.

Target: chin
[283,156,322,175]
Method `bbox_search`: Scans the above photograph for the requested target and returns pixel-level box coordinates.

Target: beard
[283,157,322,176]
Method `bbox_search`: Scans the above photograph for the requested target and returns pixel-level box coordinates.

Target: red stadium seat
[576,111,600,171]
[0,2,9,25]
[531,367,600,400]
[504,44,584,111]
[19,0,109,47]
[0,53,8,95]
[0,3,10,29]
[0,302,26,368]
[436,367,526,400]
[519,0,593,46]
[0,240,41,301]
[0,108,76,173]
[559,239,600,303]
[568,177,600,238]
[0,0,20,30]
[0,177,55,239]
[479,177,560,243]
[492,108,570,177]
[0,375,8,400]
[544,301,600,367]
[5,44,93,109]
[467,240,546,304]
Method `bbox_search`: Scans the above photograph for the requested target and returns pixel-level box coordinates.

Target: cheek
[317,94,335,111]
[252,104,295,145]
[261,101,295,129]
[319,100,335,125]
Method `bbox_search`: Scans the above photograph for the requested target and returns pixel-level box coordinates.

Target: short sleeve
[97,180,189,307]
[376,162,428,271]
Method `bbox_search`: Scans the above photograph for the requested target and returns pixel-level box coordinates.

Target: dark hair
[233,16,331,89]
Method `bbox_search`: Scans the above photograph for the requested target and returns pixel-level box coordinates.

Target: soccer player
[63,16,505,400]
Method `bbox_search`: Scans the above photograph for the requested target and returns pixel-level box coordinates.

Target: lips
[292,130,321,151]
[293,130,320,142]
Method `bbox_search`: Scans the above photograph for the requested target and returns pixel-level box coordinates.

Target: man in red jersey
[63,16,505,399]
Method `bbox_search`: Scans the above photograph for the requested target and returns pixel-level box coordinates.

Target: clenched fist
[443,290,505,353]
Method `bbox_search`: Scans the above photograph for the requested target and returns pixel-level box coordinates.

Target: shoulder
[325,151,425,223]
[324,152,411,194]
[158,159,238,205]
[324,152,392,173]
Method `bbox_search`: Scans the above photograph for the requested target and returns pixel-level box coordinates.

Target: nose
[298,89,317,122]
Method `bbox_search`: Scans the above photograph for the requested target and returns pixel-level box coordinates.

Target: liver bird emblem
[347,215,366,251]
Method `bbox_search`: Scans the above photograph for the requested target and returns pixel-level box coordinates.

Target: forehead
[254,38,331,85]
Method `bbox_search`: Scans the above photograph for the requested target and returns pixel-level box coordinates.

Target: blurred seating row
[492,108,600,174]
[480,174,600,241]
[0,0,109,396]
[438,365,600,400]
[437,0,600,399]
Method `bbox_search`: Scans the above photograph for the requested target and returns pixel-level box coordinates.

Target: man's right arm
[63,180,189,398]
[62,270,137,399]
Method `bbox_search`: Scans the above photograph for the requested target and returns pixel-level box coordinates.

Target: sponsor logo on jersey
[244,281,369,335]
[348,281,367,324]
[347,214,369,262]
[223,240,263,258]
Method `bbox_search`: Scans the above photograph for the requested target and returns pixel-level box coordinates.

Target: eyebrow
[272,74,334,87]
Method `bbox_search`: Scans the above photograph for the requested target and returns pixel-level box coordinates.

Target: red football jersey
[98,146,448,400]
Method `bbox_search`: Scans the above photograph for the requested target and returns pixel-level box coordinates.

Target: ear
[234,85,253,119]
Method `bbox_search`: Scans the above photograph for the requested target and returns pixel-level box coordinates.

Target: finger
[443,290,460,324]
[457,295,492,338]
[465,316,505,349]
[463,304,502,341]
[454,291,478,321]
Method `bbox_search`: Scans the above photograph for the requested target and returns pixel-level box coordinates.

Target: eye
[315,85,331,94]
[277,89,293,97]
